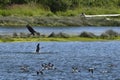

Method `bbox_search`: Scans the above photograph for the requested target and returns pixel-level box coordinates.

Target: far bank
[0,16,120,27]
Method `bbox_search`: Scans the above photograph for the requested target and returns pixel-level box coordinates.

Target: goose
[36,43,40,53]
[72,67,80,73]
[88,68,94,74]
[36,70,43,75]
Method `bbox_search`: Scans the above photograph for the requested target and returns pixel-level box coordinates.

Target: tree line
[0,0,120,13]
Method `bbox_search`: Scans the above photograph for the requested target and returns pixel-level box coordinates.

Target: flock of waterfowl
[14,24,117,79]
[19,62,56,75]
[20,24,98,76]
[19,63,95,75]
[18,62,117,78]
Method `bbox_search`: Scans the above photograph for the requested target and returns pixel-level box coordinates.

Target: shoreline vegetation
[0,16,120,27]
[0,1,120,42]
[0,0,120,27]
[0,29,120,42]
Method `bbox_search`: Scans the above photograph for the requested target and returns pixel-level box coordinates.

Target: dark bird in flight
[36,43,40,53]
[26,24,38,35]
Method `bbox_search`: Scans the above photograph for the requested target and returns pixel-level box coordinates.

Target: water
[0,26,120,35]
[0,41,120,80]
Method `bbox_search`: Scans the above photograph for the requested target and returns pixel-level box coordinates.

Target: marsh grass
[0,4,52,17]
[0,37,14,42]
[0,36,118,42]
[56,7,120,16]
[0,3,120,17]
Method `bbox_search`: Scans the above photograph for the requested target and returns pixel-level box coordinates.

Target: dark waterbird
[72,67,80,73]
[36,70,43,75]
[36,43,40,53]
[41,63,55,70]
[26,24,40,36]
[88,68,94,74]
[20,65,29,72]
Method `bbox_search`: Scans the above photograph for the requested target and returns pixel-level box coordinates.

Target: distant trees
[10,0,27,4]
[0,0,10,7]
[46,0,71,13]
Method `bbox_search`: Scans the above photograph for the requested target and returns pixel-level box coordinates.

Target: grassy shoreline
[0,1,120,27]
[0,37,120,42]
[0,29,119,42]
[0,4,120,27]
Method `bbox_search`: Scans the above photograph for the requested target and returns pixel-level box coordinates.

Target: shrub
[46,12,54,16]
[57,32,69,38]
[1,36,14,42]
[100,33,110,39]
[45,0,71,13]
[48,32,69,38]
[79,31,96,38]
[19,32,27,38]
[105,29,119,37]
[100,29,119,39]
[12,32,18,37]
[48,32,57,37]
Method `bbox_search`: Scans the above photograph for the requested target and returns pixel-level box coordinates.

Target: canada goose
[88,68,94,74]
[36,43,40,53]
[41,63,55,70]
[48,62,54,70]
[36,70,43,75]
[20,66,29,72]
[72,67,80,73]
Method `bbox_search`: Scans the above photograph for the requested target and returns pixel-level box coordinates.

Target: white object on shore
[84,14,120,18]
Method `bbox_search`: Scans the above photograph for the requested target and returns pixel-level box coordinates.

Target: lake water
[0,26,120,35]
[0,41,120,80]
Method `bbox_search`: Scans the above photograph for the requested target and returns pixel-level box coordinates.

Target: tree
[0,0,10,7]
[46,0,71,13]
[10,0,27,4]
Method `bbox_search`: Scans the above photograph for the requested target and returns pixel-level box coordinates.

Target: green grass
[56,7,120,16]
[0,4,53,17]
[0,4,120,17]
[1,37,120,42]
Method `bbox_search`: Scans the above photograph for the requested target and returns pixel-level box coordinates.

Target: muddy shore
[0,16,120,27]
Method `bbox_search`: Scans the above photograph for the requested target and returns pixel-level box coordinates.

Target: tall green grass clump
[0,0,120,16]
[0,2,52,16]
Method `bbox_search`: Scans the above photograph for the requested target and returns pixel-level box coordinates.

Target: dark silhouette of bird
[88,68,94,74]
[26,24,38,35]
[36,43,40,53]
[72,67,80,73]
[36,70,43,75]
[20,66,29,72]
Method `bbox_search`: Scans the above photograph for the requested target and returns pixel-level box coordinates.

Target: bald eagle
[26,24,39,35]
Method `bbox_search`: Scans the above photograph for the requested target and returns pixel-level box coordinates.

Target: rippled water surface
[0,26,120,35]
[0,41,120,80]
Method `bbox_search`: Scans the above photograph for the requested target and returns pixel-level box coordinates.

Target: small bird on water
[88,67,94,74]
[72,67,80,73]
[36,70,43,75]
[36,43,40,53]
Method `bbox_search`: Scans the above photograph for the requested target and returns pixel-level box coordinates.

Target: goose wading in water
[36,43,40,53]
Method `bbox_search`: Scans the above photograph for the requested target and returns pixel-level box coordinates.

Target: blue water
[0,26,120,35]
[0,41,120,80]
